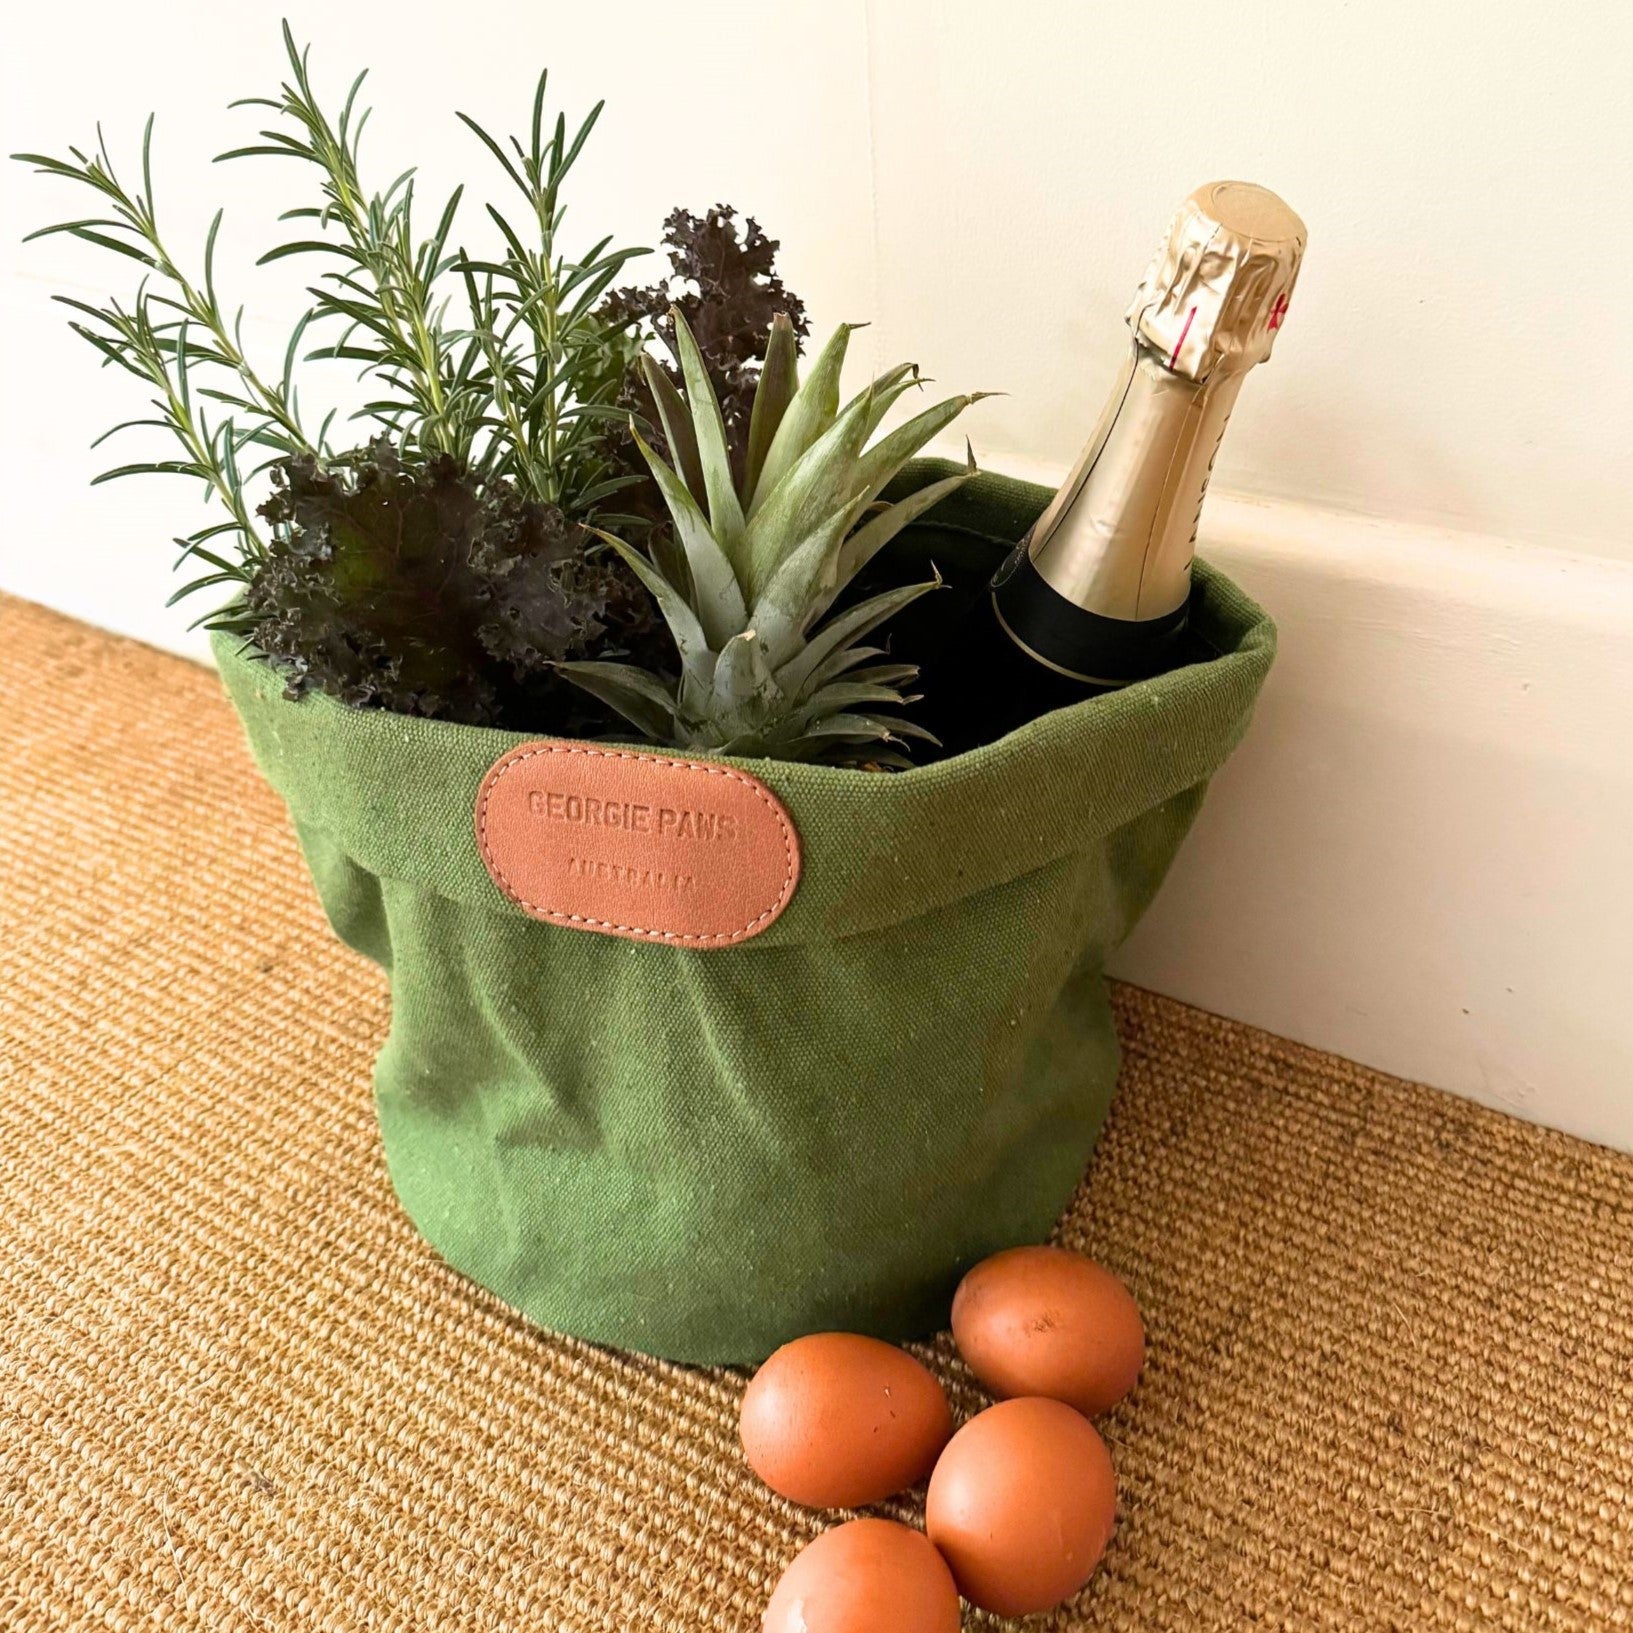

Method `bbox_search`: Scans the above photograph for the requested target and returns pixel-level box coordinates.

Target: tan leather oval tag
[475,741,801,947]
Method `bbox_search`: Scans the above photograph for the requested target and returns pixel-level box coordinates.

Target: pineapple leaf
[554,659,677,742]
[740,384,875,601]
[777,576,942,700]
[585,525,716,695]
[669,308,746,559]
[575,317,981,765]
[851,393,990,508]
[860,363,925,437]
[743,311,799,508]
[641,355,706,509]
[746,321,857,521]
[792,679,913,726]
[625,423,746,647]
[801,644,887,689]
[751,496,871,667]
[647,519,694,606]
[858,712,940,745]
[841,660,920,690]
[708,629,779,736]
[796,712,910,743]
[834,441,976,590]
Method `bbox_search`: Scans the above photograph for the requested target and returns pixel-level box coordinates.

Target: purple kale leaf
[601,204,809,478]
[245,436,666,731]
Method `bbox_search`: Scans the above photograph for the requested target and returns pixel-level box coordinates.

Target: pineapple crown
[561,310,987,765]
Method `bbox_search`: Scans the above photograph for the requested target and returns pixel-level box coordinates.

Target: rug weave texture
[2,591,1631,1632]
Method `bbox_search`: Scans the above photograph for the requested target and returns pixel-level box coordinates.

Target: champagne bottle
[928,181,1306,755]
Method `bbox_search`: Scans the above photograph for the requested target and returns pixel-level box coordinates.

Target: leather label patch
[475,741,801,947]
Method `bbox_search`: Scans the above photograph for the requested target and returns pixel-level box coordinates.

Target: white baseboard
[987,463,1633,1152]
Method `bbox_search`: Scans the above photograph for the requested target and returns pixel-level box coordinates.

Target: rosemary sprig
[454,73,650,511]
[14,119,313,460]
[12,26,668,641]
[10,124,319,610]
[218,22,486,465]
[73,292,268,597]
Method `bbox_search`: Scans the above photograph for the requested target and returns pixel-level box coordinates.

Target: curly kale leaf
[601,204,809,476]
[245,437,666,730]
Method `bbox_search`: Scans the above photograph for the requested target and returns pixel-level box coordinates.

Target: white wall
[5,0,1630,615]
[865,0,1633,559]
[3,2,1632,1143]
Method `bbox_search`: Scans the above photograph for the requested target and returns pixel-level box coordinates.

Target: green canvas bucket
[216,463,1275,1364]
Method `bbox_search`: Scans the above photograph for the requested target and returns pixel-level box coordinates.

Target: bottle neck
[1026,341,1247,623]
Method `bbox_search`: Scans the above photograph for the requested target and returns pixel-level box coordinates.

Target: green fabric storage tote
[216,465,1275,1364]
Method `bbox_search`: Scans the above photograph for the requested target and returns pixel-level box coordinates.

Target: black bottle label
[990,552,1190,686]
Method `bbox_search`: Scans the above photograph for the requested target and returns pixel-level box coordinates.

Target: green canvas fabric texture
[216,464,1276,1364]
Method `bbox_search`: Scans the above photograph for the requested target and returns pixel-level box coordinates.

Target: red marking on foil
[1169,305,1197,369]
[1268,291,1290,330]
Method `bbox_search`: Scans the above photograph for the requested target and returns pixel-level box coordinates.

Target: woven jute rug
[2,591,1631,1632]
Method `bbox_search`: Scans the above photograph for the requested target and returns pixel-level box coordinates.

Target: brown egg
[951,1244,1145,1416]
[740,1333,952,1508]
[925,1396,1117,1617]
[762,1518,961,1633]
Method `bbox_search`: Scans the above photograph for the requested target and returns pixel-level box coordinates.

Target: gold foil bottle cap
[1127,181,1306,381]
